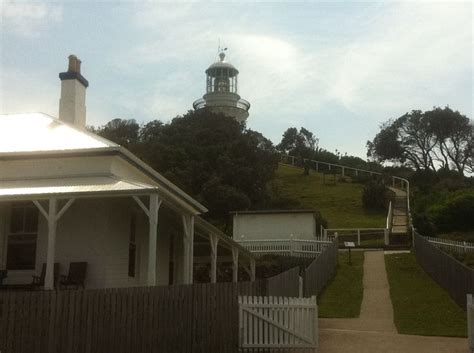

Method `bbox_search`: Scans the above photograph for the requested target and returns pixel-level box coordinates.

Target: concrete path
[318,251,468,353]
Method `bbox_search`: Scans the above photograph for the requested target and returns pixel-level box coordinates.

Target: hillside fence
[324,228,388,247]
[414,231,474,309]
[304,238,339,297]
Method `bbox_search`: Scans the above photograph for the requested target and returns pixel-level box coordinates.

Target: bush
[362,180,390,210]
[427,190,474,232]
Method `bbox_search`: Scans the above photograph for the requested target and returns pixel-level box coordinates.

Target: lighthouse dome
[205,52,239,77]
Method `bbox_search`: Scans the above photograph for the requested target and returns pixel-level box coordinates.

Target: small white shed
[231,210,317,242]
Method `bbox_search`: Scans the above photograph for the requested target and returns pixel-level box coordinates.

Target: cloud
[0,2,62,37]
[0,68,58,115]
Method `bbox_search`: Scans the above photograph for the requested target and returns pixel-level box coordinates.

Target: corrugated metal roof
[0,175,157,200]
[0,113,117,154]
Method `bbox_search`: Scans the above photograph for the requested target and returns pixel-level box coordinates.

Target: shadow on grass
[318,251,364,318]
[385,252,467,337]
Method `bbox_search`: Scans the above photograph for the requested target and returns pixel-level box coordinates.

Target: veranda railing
[236,237,335,258]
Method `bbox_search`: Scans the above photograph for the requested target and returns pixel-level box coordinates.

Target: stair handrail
[386,201,393,231]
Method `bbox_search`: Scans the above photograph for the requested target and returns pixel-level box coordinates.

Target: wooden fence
[468,294,474,353]
[238,296,318,350]
[0,281,267,353]
[266,266,301,298]
[414,232,474,308]
[304,239,338,297]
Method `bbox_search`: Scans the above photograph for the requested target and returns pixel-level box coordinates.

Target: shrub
[362,180,390,210]
[427,190,474,232]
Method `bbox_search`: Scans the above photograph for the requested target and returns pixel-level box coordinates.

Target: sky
[1,1,472,159]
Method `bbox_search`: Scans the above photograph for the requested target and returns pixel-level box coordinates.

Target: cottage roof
[0,112,207,214]
[0,175,157,201]
[0,113,117,154]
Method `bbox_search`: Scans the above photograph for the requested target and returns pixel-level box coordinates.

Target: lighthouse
[193,50,250,123]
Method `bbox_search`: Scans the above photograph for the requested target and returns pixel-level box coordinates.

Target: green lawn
[385,252,467,337]
[275,164,386,228]
[318,251,364,318]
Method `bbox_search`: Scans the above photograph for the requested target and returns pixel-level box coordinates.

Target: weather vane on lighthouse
[193,46,250,123]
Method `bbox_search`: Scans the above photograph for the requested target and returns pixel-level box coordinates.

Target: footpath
[318,251,468,353]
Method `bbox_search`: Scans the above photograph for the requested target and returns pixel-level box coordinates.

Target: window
[128,215,136,277]
[7,203,39,270]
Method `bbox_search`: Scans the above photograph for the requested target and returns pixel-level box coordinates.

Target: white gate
[238,296,318,350]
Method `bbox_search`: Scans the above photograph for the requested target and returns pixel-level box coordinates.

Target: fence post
[316,161,319,172]
[464,242,468,255]
[357,229,361,246]
[313,296,319,349]
[342,167,345,177]
[384,228,389,246]
[299,276,303,298]
[412,227,415,249]
[324,229,328,240]
[468,294,473,352]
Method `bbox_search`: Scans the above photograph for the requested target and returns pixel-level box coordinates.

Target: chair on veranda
[0,270,7,286]
[60,262,87,289]
[31,263,60,289]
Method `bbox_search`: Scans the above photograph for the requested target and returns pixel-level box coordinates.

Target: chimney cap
[59,54,89,87]
[68,54,82,73]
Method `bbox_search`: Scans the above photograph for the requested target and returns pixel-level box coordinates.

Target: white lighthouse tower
[193,50,250,123]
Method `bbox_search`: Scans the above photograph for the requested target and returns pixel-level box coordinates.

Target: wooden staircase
[389,187,409,235]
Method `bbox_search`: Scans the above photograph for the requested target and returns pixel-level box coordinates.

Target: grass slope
[385,252,467,337]
[318,251,364,318]
[275,164,386,228]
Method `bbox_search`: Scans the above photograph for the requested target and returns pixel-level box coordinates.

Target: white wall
[1,197,179,289]
[0,156,112,180]
[233,213,316,241]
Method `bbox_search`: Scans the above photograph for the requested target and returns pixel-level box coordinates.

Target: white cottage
[0,55,255,290]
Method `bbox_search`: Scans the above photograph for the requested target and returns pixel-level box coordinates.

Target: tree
[94,109,280,224]
[277,127,319,159]
[367,107,472,175]
[92,118,140,150]
[427,107,473,175]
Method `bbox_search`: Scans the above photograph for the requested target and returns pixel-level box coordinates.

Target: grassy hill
[275,164,386,228]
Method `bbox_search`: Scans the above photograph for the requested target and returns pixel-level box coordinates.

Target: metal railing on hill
[280,153,413,238]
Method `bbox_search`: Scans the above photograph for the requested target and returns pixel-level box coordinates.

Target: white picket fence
[468,294,474,353]
[425,236,474,255]
[236,237,334,258]
[238,296,318,350]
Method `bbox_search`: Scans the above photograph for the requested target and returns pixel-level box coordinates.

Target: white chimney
[58,55,89,128]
